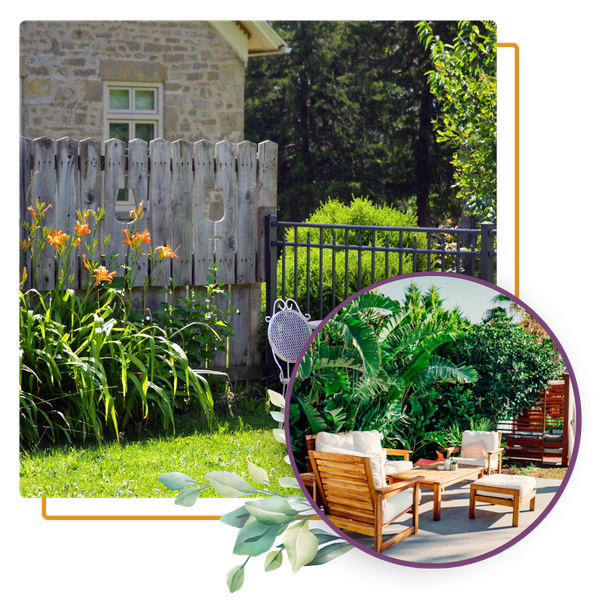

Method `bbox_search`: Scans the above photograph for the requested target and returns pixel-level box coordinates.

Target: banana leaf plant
[290,286,479,466]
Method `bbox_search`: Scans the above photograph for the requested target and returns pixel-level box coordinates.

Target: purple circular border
[284,271,581,569]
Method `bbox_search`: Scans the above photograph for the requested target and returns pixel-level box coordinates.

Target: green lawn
[20,403,295,499]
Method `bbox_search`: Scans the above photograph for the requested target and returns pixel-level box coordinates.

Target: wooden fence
[19,136,278,379]
[498,375,571,466]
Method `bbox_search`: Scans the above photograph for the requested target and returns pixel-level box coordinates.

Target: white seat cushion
[474,474,536,499]
[315,443,420,516]
[383,489,415,523]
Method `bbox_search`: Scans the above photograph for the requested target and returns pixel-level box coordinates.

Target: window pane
[109,122,129,145]
[109,89,130,110]
[135,123,155,143]
[135,90,155,111]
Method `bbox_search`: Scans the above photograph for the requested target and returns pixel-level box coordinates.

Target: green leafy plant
[416,20,497,224]
[448,311,565,421]
[19,199,220,447]
[154,268,236,369]
[159,389,354,592]
[290,284,477,466]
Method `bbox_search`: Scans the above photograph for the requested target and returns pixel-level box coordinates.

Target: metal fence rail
[266,216,497,319]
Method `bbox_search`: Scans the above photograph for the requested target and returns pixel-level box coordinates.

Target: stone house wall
[20,21,246,143]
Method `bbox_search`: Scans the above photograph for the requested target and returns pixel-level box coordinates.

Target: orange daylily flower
[136,229,151,243]
[47,230,69,247]
[75,220,91,236]
[93,265,117,285]
[122,228,151,249]
[155,243,177,259]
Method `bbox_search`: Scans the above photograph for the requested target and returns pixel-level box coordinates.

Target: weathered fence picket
[19,135,278,380]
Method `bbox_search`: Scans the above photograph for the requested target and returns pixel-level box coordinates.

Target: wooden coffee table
[389,463,484,521]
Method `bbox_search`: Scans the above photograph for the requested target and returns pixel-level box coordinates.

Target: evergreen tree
[245,21,460,225]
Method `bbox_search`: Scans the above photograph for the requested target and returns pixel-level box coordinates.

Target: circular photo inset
[285,272,580,568]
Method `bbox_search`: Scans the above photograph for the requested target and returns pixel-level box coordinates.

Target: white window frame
[103,81,164,208]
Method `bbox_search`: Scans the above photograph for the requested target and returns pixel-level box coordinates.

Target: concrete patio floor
[346,476,564,564]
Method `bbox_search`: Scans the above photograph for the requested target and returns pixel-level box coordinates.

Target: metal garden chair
[266,299,313,426]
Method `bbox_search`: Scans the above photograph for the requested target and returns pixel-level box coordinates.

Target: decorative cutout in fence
[19,136,278,379]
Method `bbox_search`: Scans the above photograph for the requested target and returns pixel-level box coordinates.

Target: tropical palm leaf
[412,356,478,390]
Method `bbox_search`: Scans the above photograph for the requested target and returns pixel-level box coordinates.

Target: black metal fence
[265,216,497,320]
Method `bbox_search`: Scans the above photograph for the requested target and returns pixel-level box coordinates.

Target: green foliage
[448,312,565,421]
[290,285,476,467]
[19,198,224,447]
[159,390,354,593]
[245,21,460,225]
[279,197,431,318]
[19,286,216,446]
[417,20,497,224]
[154,268,236,368]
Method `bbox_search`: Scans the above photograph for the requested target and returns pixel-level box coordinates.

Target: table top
[389,463,484,485]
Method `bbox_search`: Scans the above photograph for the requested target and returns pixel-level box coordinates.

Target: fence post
[265,213,278,381]
[480,222,495,284]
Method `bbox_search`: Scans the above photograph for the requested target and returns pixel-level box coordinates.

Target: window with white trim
[103,82,163,204]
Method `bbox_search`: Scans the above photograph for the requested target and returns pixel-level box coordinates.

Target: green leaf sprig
[159,388,354,592]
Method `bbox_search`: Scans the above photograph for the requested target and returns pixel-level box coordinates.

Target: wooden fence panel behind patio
[19,136,278,380]
[498,375,570,466]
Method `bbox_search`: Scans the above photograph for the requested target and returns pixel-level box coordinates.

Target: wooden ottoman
[469,474,536,527]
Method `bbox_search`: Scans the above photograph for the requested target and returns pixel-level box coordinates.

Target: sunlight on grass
[20,417,294,499]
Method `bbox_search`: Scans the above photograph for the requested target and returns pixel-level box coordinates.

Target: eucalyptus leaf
[226,564,245,593]
[272,429,286,444]
[233,520,280,557]
[270,410,285,423]
[220,505,252,529]
[247,461,269,486]
[174,487,203,507]
[278,477,301,489]
[245,495,298,525]
[158,472,200,491]
[267,389,285,408]
[286,495,311,511]
[283,520,319,574]
[264,550,283,572]
[306,541,354,565]
[204,471,258,498]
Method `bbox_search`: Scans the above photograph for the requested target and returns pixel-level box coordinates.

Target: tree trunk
[415,86,433,227]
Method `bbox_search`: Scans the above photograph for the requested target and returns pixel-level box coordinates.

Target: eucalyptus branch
[158,388,354,592]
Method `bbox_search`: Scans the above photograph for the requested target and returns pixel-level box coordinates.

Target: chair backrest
[461,430,501,455]
[309,450,378,525]
[266,299,313,363]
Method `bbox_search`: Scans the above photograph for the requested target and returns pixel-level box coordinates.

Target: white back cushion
[461,430,499,456]
[315,431,383,454]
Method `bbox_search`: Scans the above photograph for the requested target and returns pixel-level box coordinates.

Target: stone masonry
[20,21,245,143]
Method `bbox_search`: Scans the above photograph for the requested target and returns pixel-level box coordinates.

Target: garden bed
[500,460,567,480]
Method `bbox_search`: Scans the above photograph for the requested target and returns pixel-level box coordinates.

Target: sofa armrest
[445,446,461,458]
[385,448,411,460]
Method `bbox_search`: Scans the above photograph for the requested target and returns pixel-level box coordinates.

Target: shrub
[278,197,431,318]
[447,312,566,422]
